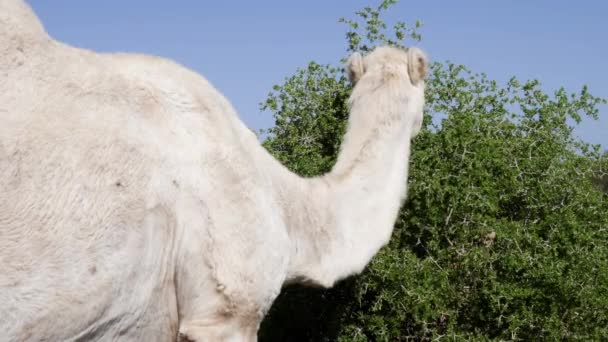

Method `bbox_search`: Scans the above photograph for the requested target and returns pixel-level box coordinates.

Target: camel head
[346,46,428,136]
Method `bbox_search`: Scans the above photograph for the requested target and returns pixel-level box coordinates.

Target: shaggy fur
[0,1,428,341]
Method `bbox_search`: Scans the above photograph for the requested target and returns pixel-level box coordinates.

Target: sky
[28,1,607,148]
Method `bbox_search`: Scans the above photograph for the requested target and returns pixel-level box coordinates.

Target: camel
[0,1,428,341]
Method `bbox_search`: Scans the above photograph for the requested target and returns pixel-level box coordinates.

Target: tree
[592,151,608,194]
[258,1,608,340]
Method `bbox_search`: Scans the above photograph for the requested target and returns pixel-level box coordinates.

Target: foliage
[259,1,608,340]
[592,152,608,194]
[259,62,350,177]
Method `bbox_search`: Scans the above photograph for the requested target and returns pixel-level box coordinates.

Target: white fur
[0,2,428,341]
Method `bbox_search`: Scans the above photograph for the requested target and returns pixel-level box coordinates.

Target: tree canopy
[258,1,608,340]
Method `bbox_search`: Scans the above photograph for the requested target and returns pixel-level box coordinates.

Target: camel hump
[0,0,50,51]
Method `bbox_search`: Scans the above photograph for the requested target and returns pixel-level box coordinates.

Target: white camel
[0,1,428,341]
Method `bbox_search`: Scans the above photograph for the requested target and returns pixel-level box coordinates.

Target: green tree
[592,151,608,194]
[259,1,608,340]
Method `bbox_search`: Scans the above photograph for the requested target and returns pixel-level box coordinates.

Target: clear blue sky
[28,1,607,148]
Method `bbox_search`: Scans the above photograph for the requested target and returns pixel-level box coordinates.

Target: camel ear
[346,52,365,84]
[407,47,428,86]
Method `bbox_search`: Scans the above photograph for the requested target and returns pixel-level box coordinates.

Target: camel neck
[275,102,415,287]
